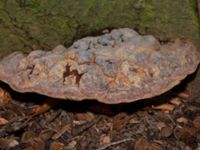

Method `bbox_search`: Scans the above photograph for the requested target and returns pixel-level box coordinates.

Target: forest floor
[0,80,200,150]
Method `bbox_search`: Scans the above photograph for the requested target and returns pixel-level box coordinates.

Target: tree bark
[0,0,199,58]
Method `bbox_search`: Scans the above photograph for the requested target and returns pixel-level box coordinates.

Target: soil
[0,78,200,150]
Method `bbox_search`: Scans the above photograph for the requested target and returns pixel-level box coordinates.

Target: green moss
[0,0,199,58]
[139,1,155,26]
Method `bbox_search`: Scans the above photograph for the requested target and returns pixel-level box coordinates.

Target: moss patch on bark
[0,0,199,58]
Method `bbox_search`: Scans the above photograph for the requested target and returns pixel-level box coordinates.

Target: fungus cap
[0,28,199,104]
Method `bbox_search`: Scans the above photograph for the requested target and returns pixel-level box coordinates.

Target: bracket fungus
[0,28,199,104]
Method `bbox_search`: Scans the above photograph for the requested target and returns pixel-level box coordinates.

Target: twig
[97,138,135,150]
[72,116,102,136]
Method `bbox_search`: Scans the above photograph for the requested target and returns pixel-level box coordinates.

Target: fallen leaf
[73,112,95,125]
[174,126,196,144]
[0,87,11,105]
[152,104,175,111]
[177,90,190,99]
[0,138,9,150]
[0,117,9,125]
[148,143,162,150]
[100,134,111,145]
[160,126,173,137]
[176,117,188,123]
[129,118,141,124]
[31,99,58,116]
[28,138,45,150]
[21,131,36,143]
[193,117,200,128]
[135,138,149,150]
[50,141,65,150]
[113,113,129,130]
[170,97,182,106]
[39,129,55,141]
[65,141,77,149]
[0,137,19,150]
[156,122,166,131]
[8,139,19,149]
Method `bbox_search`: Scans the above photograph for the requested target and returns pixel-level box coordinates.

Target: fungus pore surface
[0,28,199,104]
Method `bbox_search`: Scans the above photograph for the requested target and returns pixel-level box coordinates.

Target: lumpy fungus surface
[0,28,199,104]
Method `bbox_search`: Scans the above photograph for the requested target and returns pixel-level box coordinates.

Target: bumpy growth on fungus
[0,28,199,104]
